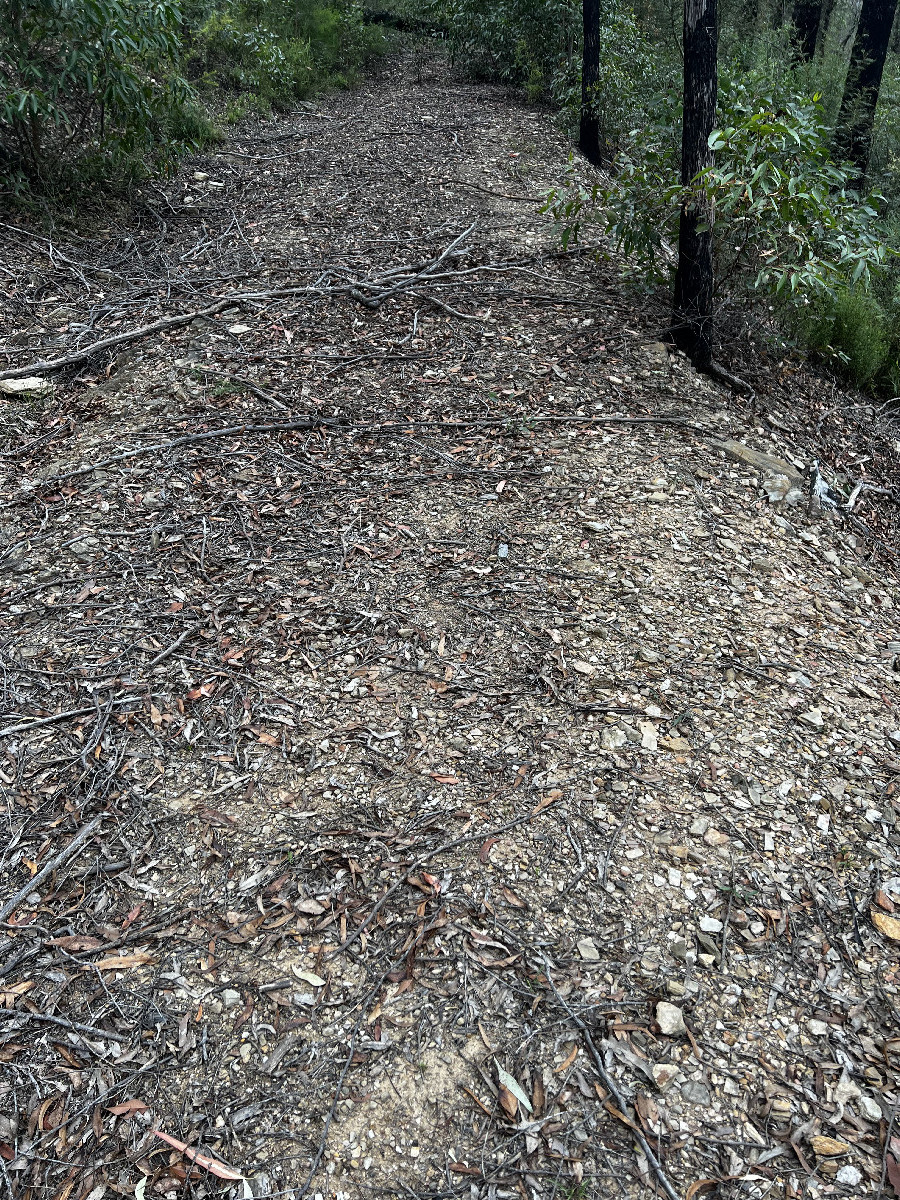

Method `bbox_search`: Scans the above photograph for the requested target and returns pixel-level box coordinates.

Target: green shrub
[0,0,197,192]
[547,66,895,302]
[187,0,384,108]
[799,287,888,385]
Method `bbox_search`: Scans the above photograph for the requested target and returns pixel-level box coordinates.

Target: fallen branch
[0,813,104,924]
[0,232,477,381]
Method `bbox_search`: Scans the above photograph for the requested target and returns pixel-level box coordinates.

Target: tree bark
[792,0,823,58]
[837,0,899,177]
[670,0,718,369]
[579,0,604,165]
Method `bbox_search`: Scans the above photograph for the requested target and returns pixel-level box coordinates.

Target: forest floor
[3,49,900,1200]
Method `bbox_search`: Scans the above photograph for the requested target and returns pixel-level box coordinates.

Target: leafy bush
[436,0,651,149]
[549,72,892,288]
[187,0,384,109]
[0,0,198,191]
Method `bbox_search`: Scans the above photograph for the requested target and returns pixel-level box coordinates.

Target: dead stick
[0,814,104,924]
[543,961,683,1200]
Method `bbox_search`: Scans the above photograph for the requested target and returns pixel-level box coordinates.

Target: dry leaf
[107,1099,149,1116]
[151,1131,244,1180]
[554,1044,578,1073]
[872,909,900,942]
[497,1085,518,1119]
[501,886,526,908]
[1,980,35,1007]
[685,1183,718,1200]
[89,953,154,971]
[291,966,325,987]
[496,1066,532,1113]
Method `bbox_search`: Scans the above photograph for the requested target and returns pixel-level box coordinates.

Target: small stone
[668,868,683,887]
[697,952,716,968]
[637,647,661,663]
[857,1095,882,1122]
[667,980,686,997]
[689,816,710,836]
[651,1063,678,1090]
[228,324,251,335]
[600,727,626,750]
[670,937,688,960]
[0,376,54,397]
[807,1019,829,1037]
[680,1080,711,1105]
[810,1135,850,1157]
[703,828,729,847]
[193,171,210,181]
[798,708,825,730]
[655,1002,686,1036]
[572,660,594,675]
[222,989,241,1008]
[497,543,509,559]
[577,937,600,962]
[699,917,723,933]
[835,1165,862,1187]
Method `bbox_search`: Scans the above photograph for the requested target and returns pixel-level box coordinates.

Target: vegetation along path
[3,52,900,1200]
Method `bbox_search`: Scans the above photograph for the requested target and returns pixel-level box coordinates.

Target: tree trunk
[837,0,899,176]
[579,0,604,165]
[670,0,718,369]
[792,0,823,57]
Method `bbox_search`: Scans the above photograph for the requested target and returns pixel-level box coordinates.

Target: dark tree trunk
[792,0,822,58]
[837,0,899,177]
[669,0,718,369]
[579,0,604,165]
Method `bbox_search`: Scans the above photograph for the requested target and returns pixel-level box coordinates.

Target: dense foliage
[0,0,383,193]
[440,0,900,394]
[0,0,198,191]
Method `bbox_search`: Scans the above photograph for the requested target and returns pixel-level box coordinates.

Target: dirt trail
[3,51,900,1200]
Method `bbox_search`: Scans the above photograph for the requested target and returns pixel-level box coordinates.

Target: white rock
[222,988,242,1008]
[228,324,251,335]
[651,1063,678,1090]
[857,1095,882,1122]
[807,1019,829,1037]
[0,376,54,397]
[601,727,626,750]
[699,917,723,933]
[836,1165,862,1187]
[577,937,600,962]
[689,816,710,836]
[656,1002,686,1036]
[798,708,824,729]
